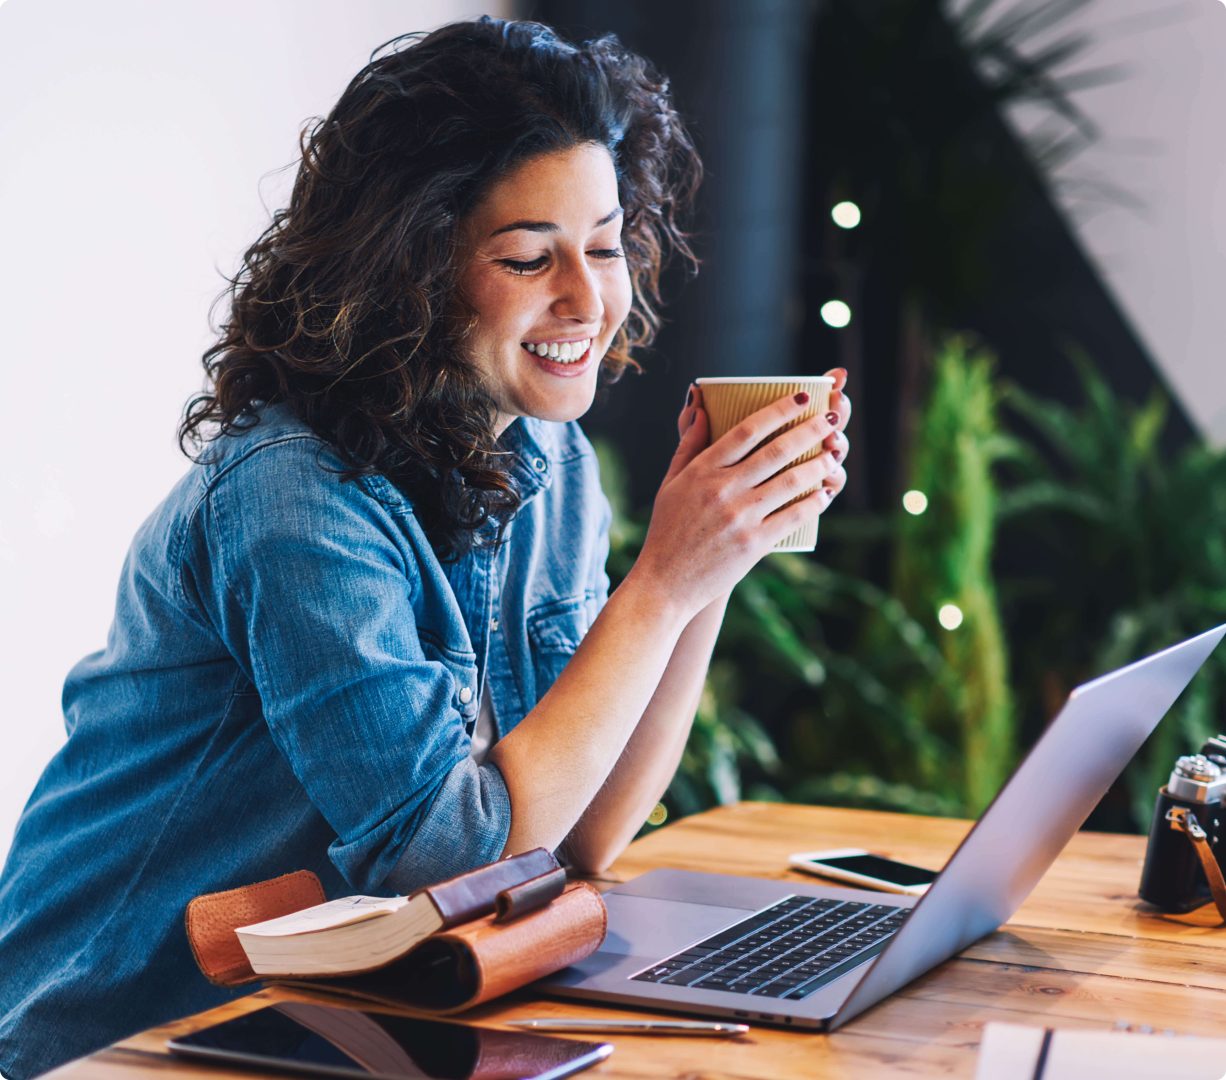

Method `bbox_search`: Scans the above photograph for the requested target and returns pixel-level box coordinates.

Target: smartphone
[789,847,938,896]
[168,1001,612,1080]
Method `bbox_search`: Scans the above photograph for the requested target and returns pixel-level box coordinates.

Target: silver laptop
[542,625,1226,1030]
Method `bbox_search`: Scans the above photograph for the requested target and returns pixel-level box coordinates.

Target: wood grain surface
[42,803,1226,1079]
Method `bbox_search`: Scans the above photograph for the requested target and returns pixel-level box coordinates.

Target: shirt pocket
[526,594,596,698]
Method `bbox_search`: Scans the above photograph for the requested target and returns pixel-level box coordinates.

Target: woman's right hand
[627,384,845,620]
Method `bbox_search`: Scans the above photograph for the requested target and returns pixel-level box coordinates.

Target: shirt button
[458,686,473,704]
[531,457,547,473]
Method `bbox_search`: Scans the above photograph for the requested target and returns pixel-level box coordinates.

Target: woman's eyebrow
[488,207,623,238]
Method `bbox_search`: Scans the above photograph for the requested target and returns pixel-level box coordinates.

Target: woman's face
[458,143,633,436]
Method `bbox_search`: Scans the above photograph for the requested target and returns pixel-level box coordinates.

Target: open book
[234,847,559,976]
[185,849,607,1014]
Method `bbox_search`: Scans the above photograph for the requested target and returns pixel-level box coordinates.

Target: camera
[1138,736,1226,912]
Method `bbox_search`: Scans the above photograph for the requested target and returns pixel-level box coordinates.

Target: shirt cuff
[330,755,512,895]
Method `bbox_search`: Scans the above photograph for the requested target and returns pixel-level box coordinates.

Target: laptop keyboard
[631,895,908,1000]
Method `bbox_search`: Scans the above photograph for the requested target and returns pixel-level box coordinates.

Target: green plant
[996,353,1226,827]
[886,337,1016,812]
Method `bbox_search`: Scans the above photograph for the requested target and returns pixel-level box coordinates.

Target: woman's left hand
[675,366,852,514]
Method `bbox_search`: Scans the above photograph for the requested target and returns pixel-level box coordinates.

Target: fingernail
[685,386,694,407]
[829,367,848,380]
[826,411,839,425]
[795,392,810,405]
[688,410,697,429]
[831,448,842,462]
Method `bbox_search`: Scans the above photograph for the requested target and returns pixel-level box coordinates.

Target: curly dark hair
[180,16,701,559]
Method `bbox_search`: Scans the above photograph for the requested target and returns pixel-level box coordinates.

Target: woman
[0,17,849,1078]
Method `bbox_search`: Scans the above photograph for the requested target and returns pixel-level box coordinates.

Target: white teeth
[521,338,592,363]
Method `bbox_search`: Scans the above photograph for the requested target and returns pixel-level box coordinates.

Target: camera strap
[1166,806,1226,922]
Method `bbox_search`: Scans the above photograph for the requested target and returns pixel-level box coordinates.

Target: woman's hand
[627,369,852,620]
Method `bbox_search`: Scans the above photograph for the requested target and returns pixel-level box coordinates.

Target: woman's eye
[497,248,623,275]
[499,256,549,275]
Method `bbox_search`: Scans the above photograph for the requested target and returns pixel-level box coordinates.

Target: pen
[506,1018,749,1036]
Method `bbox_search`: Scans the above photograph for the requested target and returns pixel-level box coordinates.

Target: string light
[902,490,928,515]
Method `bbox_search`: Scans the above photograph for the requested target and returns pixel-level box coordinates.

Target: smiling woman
[0,16,849,1080]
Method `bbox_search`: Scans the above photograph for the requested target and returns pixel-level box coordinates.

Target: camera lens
[1175,755,1220,783]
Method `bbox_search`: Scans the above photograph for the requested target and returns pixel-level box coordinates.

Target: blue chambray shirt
[0,402,611,1079]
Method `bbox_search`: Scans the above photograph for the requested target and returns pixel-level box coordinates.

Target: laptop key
[750,981,799,997]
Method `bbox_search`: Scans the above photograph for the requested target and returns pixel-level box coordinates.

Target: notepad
[975,1022,1226,1079]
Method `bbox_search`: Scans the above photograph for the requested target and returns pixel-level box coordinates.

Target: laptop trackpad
[601,893,755,957]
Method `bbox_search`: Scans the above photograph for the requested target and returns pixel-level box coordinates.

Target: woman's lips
[521,341,594,377]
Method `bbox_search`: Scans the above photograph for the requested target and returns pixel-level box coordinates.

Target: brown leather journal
[185,850,607,1015]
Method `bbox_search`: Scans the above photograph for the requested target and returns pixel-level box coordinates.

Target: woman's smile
[520,336,595,375]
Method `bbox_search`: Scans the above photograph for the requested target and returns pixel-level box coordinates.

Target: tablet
[167,1001,612,1080]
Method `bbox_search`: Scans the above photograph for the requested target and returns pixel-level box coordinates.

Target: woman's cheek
[608,264,634,330]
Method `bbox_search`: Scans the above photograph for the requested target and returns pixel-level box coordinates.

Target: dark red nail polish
[831,448,842,462]
[826,411,839,425]
[795,392,810,405]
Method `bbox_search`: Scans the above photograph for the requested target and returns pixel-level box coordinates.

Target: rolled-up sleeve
[193,439,509,894]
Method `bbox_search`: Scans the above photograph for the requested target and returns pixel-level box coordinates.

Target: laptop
[541,624,1226,1030]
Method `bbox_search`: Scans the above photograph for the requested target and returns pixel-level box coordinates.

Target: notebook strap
[1167,806,1226,923]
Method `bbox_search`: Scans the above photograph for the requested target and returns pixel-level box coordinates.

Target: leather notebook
[185,849,607,1014]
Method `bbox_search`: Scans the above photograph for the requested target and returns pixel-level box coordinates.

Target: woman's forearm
[562,590,731,872]
[489,569,696,858]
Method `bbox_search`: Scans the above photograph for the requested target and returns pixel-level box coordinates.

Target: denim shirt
[0,403,611,1079]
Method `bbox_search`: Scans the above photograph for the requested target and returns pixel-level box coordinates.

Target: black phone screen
[168,1001,611,1080]
[816,853,937,886]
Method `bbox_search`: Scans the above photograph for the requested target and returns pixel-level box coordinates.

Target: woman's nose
[552,258,603,324]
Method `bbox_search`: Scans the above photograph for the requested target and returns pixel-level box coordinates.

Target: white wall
[961,0,1226,440]
[0,0,506,865]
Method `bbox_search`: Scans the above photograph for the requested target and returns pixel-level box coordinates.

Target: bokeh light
[938,603,964,630]
[831,201,862,229]
[902,490,929,515]
[820,300,852,328]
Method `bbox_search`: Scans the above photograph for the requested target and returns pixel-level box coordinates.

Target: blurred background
[2,0,1224,864]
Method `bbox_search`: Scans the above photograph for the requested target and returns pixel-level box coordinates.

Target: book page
[237,895,408,937]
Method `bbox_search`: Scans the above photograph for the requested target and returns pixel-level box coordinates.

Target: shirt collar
[497,418,553,503]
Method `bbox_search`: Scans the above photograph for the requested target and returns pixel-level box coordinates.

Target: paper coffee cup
[694,375,835,553]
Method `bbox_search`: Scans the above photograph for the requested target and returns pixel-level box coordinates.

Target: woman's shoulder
[175,404,422,579]
[191,402,404,511]
[193,402,334,478]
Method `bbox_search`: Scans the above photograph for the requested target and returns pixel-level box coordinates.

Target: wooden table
[47,803,1226,1078]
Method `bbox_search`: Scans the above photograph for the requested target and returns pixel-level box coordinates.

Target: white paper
[976,1022,1226,1080]
[236,894,408,937]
